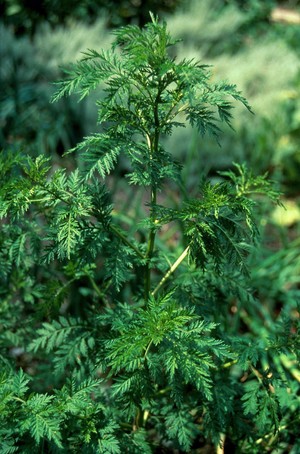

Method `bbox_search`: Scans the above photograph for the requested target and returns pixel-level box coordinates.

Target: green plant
[1,14,299,453]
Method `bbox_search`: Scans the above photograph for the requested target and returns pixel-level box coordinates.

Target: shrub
[1,14,299,453]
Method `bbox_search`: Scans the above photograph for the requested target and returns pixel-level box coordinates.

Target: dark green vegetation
[0,0,181,32]
[1,4,300,454]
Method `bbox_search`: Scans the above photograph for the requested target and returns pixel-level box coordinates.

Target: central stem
[144,93,160,302]
[145,185,157,301]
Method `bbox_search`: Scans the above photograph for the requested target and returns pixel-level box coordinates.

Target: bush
[1,15,299,453]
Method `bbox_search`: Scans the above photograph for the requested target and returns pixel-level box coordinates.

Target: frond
[51,49,124,102]
[71,133,122,179]
[53,336,94,375]
[57,377,102,413]
[28,316,87,354]
[22,394,63,447]
[0,439,19,454]
[55,209,81,260]
[11,369,31,397]
[112,15,177,68]
[187,105,222,141]
[219,162,282,203]
[241,378,280,434]
[165,405,199,452]
[104,240,134,291]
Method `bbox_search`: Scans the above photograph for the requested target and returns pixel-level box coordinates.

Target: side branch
[110,224,145,259]
[152,245,190,296]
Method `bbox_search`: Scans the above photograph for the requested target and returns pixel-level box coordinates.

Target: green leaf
[165,406,198,451]
[22,394,63,447]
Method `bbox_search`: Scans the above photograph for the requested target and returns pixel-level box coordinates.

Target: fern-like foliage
[154,164,280,275]
[97,292,231,450]
[51,14,251,187]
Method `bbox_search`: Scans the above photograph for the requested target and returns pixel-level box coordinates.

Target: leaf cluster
[52,14,251,189]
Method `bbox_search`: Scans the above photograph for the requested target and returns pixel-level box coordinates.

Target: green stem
[110,224,144,259]
[134,407,144,430]
[222,359,238,369]
[88,276,110,307]
[144,92,161,301]
[12,396,26,404]
[152,246,190,296]
[144,340,153,359]
[145,187,157,301]
[255,424,288,446]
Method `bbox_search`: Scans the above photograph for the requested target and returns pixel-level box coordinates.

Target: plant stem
[216,433,225,454]
[152,246,190,296]
[12,396,26,404]
[144,91,162,301]
[279,355,300,383]
[88,276,110,307]
[110,224,144,259]
[145,186,157,301]
[144,340,153,359]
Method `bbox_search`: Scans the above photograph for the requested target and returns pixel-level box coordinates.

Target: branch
[110,224,145,259]
[152,246,190,296]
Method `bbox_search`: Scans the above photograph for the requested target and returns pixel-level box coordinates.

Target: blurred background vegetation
[1,0,300,319]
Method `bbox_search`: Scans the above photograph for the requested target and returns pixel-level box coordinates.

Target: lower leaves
[1,290,299,452]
